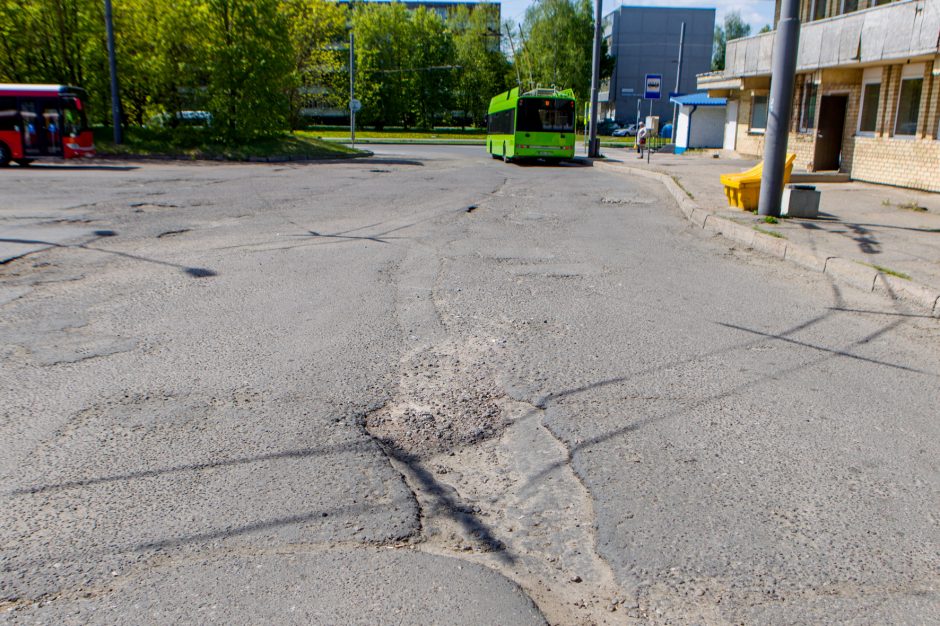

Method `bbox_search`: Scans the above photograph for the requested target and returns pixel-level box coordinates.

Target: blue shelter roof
[670,93,727,106]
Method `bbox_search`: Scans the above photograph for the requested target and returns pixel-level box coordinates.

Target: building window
[750,95,768,133]
[894,77,923,136]
[800,82,817,131]
[812,0,827,20]
[842,0,859,14]
[858,82,880,133]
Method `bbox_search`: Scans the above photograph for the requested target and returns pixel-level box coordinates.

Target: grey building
[600,6,715,128]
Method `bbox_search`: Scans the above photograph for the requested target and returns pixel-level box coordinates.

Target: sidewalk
[596,151,940,317]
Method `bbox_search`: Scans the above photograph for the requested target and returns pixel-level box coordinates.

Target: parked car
[612,124,637,137]
[596,119,620,136]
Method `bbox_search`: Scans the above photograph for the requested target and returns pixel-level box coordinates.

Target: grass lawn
[93,127,364,160]
[300,126,638,147]
[301,126,486,140]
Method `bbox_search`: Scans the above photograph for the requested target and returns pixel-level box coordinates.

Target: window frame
[811,0,827,21]
[893,76,924,138]
[856,80,881,136]
[749,94,768,134]
[799,79,818,133]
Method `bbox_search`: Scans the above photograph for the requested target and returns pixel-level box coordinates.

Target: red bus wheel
[0,143,10,167]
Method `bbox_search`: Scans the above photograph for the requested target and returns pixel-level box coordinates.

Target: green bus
[486,87,576,163]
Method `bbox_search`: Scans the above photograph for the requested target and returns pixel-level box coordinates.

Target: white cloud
[501,0,776,32]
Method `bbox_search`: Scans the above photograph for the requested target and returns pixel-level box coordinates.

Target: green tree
[450,5,510,127]
[204,0,293,138]
[712,11,751,71]
[353,2,416,129]
[519,0,606,101]
[759,24,772,33]
[409,7,454,128]
[280,0,347,130]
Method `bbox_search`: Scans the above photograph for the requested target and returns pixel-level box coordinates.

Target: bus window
[487,108,515,134]
[63,98,88,136]
[517,99,575,133]
[0,97,16,131]
[44,108,62,153]
[19,99,39,149]
[63,106,81,137]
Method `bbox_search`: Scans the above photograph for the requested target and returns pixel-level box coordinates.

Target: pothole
[366,339,628,624]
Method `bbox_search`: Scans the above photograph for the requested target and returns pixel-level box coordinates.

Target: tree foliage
[0,0,517,132]
[281,0,346,130]
[451,5,510,127]
[712,11,752,71]
[518,0,608,101]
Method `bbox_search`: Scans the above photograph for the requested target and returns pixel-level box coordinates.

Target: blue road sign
[645,74,662,100]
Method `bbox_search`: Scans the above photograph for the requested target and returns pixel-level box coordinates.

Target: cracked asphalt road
[1,146,938,624]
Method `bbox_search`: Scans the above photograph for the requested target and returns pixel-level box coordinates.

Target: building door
[723,100,738,150]
[814,95,847,171]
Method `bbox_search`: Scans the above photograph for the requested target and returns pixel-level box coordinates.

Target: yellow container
[720,154,796,211]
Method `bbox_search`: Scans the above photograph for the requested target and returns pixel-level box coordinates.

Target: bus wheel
[0,143,10,167]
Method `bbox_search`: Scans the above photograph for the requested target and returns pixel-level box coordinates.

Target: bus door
[42,101,63,156]
[18,99,63,156]
[19,99,43,156]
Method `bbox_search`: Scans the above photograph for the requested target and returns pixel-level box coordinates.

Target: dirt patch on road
[365,339,507,457]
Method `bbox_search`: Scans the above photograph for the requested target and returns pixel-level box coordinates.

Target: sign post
[349,32,356,149]
[642,75,662,161]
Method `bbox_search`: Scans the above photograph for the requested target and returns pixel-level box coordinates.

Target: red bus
[0,84,95,166]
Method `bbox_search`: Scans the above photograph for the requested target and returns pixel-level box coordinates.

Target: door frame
[813,92,849,172]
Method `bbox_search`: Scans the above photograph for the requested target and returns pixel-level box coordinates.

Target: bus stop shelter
[670,93,726,154]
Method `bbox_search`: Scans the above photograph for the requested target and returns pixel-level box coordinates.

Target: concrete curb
[595,159,940,318]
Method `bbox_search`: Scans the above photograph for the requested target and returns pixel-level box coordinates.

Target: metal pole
[587,0,602,157]
[349,31,355,149]
[104,0,122,144]
[504,23,523,88]
[758,0,801,216]
[517,25,534,89]
[671,22,685,142]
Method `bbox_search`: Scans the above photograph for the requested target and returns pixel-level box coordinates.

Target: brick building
[698,0,940,192]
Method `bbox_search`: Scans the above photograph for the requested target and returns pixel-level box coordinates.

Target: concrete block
[720,221,754,247]
[824,257,877,292]
[751,232,788,258]
[873,274,940,314]
[784,245,828,272]
[781,185,820,218]
[702,216,722,233]
[689,208,709,228]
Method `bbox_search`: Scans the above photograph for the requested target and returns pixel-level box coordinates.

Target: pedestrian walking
[636,122,648,159]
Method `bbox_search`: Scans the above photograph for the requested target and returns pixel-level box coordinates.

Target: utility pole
[758,0,801,216]
[349,31,356,149]
[587,0,602,158]
[671,22,685,143]
[104,0,122,144]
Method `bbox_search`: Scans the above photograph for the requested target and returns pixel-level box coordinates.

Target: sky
[500,0,776,33]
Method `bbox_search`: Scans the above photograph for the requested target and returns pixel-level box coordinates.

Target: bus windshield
[62,98,88,137]
[516,98,575,133]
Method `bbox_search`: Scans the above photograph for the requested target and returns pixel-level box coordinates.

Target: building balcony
[701,0,939,85]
